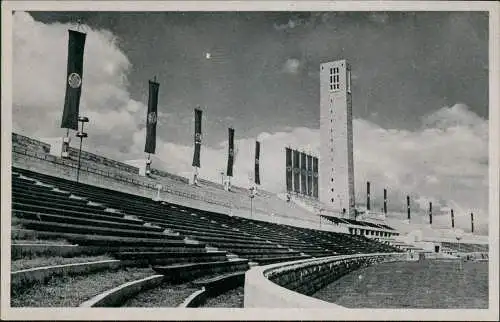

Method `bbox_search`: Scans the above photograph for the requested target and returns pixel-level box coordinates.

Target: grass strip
[121,282,198,307]
[12,238,73,245]
[201,286,244,308]
[11,255,113,271]
[11,267,153,307]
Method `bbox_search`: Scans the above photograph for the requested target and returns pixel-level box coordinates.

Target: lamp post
[220,170,224,186]
[154,183,162,201]
[249,186,255,219]
[146,156,152,176]
[75,116,89,183]
[455,228,464,259]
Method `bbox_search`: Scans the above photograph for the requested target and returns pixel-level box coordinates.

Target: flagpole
[75,116,89,183]
[62,128,70,159]
[146,152,151,176]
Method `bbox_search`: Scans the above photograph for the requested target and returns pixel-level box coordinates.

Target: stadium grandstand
[6,13,491,313]
[10,130,488,308]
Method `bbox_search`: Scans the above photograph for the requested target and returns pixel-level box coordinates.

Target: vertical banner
[285,147,292,192]
[451,209,455,228]
[293,149,300,193]
[254,141,260,185]
[300,152,307,195]
[470,213,474,233]
[367,181,371,211]
[429,202,433,225]
[226,128,235,177]
[144,80,160,154]
[407,195,410,220]
[383,188,387,214]
[312,157,319,199]
[61,30,87,130]
[307,154,313,196]
[192,108,202,167]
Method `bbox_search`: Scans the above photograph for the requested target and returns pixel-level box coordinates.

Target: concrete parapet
[11,259,122,290]
[244,252,403,308]
[79,274,164,307]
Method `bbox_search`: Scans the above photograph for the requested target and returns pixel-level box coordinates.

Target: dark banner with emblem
[254,141,260,185]
[300,152,307,195]
[307,154,313,196]
[285,147,292,192]
[470,213,474,233]
[293,149,300,193]
[144,80,160,154]
[192,108,202,167]
[429,202,433,225]
[312,156,319,198]
[226,128,235,177]
[61,30,86,130]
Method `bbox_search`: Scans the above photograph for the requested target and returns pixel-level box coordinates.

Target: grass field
[201,286,244,308]
[312,259,488,309]
[121,282,199,307]
[11,268,153,307]
[11,255,113,271]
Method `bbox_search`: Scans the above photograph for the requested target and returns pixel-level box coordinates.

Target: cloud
[12,12,488,234]
[12,11,146,157]
[144,103,488,234]
[153,104,487,233]
[282,58,301,74]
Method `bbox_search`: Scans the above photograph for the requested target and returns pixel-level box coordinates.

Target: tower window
[329,67,340,91]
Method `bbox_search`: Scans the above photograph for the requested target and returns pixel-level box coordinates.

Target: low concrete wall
[65,147,139,174]
[11,260,122,290]
[12,133,51,154]
[179,288,207,308]
[80,274,164,307]
[11,243,80,260]
[244,253,404,308]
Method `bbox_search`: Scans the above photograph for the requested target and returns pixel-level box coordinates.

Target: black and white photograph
[1,1,499,320]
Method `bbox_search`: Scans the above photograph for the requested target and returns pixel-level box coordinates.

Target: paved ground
[312,259,488,309]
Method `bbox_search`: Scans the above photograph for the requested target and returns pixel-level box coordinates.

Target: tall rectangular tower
[319,59,355,218]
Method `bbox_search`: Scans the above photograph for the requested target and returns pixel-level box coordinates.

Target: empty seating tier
[11,167,409,308]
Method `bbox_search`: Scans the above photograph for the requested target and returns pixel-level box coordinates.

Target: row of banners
[59,29,259,185]
[52,29,477,231]
[144,89,252,182]
[285,147,319,199]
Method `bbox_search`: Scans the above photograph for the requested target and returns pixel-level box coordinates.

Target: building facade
[319,59,355,218]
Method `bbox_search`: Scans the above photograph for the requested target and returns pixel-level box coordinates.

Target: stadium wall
[244,253,405,308]
[12,148,229,212]
[12,146,348,234]
[11,133,353,233]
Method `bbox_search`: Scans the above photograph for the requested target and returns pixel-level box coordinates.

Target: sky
[11,11,490,233]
